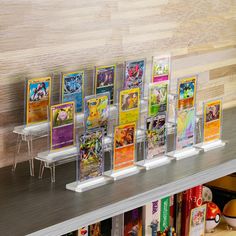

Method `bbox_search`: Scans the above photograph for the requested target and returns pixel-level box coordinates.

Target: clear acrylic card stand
[167,106,201,160]
[167,75,201,160]
[137,113,171,170]
[12,76,52,176]
[105,122,145,181]
[194,98,226,152]
[36,100,78,182]
[66,129,113,192]
[137,80,172,169]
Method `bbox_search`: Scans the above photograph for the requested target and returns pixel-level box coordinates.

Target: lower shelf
[206,220,236,236]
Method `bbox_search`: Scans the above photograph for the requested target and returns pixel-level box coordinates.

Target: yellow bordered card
[119,87,140,125]
[26,77,51,125]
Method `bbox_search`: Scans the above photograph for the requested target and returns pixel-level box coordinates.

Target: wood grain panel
[0,0,236,167]
[210,64,236,80]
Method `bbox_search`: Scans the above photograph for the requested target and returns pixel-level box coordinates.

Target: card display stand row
[12,61,226,191]
[12,100,150,180]
[12,98,226,185]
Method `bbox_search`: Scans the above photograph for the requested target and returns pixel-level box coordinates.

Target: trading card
[178,76,196,110]
[89,222,101,236]
[50,102,75,150]
[152,56,170,83]
[124,59,145,92]
[189,204,206,236]
[148,82,168,117]
[203,99,222,143]
[113,122,136,171]
[26,77,51,124]
[124,207,143,236]
[119,88,140,125]
[146,113,166,159]
[95,65,116,104]
[145,200,161,236]
[62,70,84,113]
[79,130,103,181]
[176,107,195,150]
[84,93,109,133]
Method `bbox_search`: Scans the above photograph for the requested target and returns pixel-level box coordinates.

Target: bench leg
[50,164,56,183]
[38,161,45,179]
[12,134,22,172]
[27,139,34,177]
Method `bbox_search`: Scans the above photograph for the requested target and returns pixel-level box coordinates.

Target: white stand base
[194,139,226,152]
[137,156,171,170]
[37,146,78,163]
[105,165,143,181]
[167,146,201,160]
[66,176,112,192]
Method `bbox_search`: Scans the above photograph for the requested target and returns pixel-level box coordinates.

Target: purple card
[51,102,75,150]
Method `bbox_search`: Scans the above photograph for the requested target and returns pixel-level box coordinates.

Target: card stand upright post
[194,99,226,152]
[66,130,113,192]
[137,123,172,170]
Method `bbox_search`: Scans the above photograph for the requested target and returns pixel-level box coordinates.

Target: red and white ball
[204,202,221,233]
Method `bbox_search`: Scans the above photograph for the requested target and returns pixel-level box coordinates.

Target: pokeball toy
[204,201,221,233]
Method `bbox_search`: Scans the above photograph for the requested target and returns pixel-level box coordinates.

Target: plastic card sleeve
[48,100,76,153]
[66,128,112,192]
[123,58,146,98]
[84,92,111,135]
[147,81,169,118]
[176,74,198,111]
[94,64,117,105]
[60,69,85,114]
[194,98,226,152]
[167,103,200,160]
[118,87,141,127]
[151,54,171,84]
[24,75,52,130]
[137,112,171,170]
[104,122,144,181]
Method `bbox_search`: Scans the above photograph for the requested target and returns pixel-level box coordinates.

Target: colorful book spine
[191,185,203,209]
[175,192,183,236]
[160,197,170,232]
[169,195,175,227]
[145,200,161,236]
[181,189,192,236]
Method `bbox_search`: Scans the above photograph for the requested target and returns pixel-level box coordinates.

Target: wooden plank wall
[0,0,236,168]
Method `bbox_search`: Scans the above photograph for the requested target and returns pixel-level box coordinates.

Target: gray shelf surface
[0,108,235,236]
